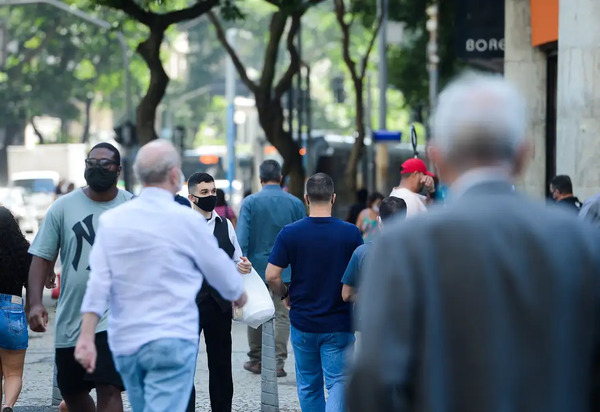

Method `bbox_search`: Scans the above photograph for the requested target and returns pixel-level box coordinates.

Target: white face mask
[373,205,380,213]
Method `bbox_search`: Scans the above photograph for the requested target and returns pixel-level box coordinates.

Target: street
[16,291,301,412]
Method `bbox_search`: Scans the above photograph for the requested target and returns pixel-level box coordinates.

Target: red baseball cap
[400,158,435,177]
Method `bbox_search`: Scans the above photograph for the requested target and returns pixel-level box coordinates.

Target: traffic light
[114,122,137,148]
[331,76,345,103]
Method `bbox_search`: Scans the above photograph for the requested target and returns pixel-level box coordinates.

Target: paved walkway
[15,292,301,411]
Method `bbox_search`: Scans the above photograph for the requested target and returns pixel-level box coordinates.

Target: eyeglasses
[85,158,119,170]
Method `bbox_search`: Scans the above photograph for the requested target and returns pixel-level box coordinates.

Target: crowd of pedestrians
[1,72,600,412]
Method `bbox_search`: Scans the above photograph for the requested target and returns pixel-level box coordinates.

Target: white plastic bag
[233,268,275,329]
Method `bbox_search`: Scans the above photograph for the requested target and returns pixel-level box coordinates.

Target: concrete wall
[504,0,547,198]
[556,0,600,201]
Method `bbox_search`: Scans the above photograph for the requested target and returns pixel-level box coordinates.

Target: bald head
[134,140,181,190]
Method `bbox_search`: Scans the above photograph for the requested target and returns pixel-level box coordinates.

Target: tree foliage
[0,4,145,139]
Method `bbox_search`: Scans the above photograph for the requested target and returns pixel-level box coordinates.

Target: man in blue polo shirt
[266,173,363,412]
[237,160,306,376]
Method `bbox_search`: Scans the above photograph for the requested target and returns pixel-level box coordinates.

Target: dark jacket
[348,180,600,412]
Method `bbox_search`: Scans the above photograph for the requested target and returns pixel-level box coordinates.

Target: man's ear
[304,195,310,206]
[332,193,337,205]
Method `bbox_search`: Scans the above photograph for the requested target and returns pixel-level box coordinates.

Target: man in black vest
[185,172,251,412]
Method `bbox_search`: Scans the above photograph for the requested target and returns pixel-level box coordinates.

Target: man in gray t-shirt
[28,142,131,412]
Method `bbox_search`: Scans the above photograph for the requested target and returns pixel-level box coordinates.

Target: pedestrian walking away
[267,173,363,412]
[237,160,306,377]
[75,140,247,412]
[27,142,131,412]
[0,207,33,412]
[348,72,600,412]
[185,172,252,412]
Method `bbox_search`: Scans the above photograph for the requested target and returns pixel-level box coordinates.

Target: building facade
[505,0,600,201]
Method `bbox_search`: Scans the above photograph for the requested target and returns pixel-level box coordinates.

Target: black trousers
[187,298,233,412]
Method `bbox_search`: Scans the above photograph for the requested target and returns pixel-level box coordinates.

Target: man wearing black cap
[390,158,436,217]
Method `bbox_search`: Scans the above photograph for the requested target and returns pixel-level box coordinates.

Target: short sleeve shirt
[341,243,371,288]
[390,187,428,218]
[268,217,363,333]
[29,188,133,348]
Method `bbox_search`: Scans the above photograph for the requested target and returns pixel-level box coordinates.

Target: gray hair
[432,72,527,164]
[134,140,180,185]
[259,160,282,183]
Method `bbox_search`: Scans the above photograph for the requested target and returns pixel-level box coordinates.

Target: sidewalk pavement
[15,291,301,412]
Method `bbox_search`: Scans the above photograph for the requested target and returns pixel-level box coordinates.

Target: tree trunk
[136,29,169,145]
[0,123,25,184]
[340,81,366,209]
[81,97,93,144]
[30,116,45,144]
[256,95,305,199]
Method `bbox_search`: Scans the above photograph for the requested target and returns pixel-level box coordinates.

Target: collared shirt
[389,187,428,218]
[80,187,244,357]
[236,184,306,282]
[205,211,242,263]
[448,166,513,201]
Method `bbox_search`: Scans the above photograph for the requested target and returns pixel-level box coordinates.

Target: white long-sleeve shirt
[81,187,244,356]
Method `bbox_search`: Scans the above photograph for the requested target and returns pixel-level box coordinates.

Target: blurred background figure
[345,189,368,224]
[549,175,582,213]
[355,192,383,242]
[342,196,406,303]
[348,73,600,412]
[390,158,435,218]
[579,190,600,227]
[0,207,32,412]
[215,188,237,228]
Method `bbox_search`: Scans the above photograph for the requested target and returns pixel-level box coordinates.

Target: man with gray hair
[348,73,600,412]
[75,140,246,412]
[237,159,306,377]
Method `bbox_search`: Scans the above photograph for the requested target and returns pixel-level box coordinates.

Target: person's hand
[421,175,435,193]
[45,272,57,289]
[237,257,252,274]
[283,296,291,310]
[234,292,247,308]
[28,304,48,332]
[74,337,97,373]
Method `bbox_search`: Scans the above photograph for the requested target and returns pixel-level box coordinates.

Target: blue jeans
[114,338,198,412]
[0,294,28,350]
[290,325,355,412]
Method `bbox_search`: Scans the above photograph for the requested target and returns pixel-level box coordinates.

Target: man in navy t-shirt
[266,173,363,412]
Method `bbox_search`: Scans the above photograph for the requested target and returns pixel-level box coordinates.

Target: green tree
[93,0,242,145]
[209,0,325,198]
[0,3,146,182]
[333,0,381,203]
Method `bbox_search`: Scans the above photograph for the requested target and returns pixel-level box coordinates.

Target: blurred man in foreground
[348,73,600,412]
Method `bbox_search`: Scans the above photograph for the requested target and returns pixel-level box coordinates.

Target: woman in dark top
[0,206,32,412]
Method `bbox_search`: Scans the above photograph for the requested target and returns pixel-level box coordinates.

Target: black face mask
[85,167,118,193]
[192,195,217,212]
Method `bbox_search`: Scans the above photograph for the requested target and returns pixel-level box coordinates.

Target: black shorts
[55,331,124,397]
